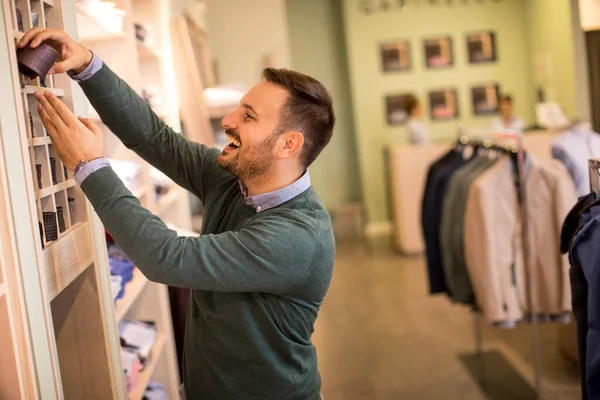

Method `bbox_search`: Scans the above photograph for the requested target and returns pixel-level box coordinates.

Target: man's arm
[18,28,224,202]
[82,167,316,293]
[78,62,224,201]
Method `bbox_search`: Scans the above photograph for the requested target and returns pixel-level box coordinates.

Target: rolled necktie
[42,211,58,241]
[16,43,60,85]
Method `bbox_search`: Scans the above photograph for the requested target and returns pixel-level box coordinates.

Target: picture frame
[385,93,414,125]
[471,83,500,115]
[428,89,458,120]
[380,40,411,72]
[424,36,453,69]
[467,31,497,64]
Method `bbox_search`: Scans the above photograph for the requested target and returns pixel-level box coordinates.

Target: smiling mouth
[225,132,241,150]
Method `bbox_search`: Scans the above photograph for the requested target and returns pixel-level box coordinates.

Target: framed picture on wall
[467,31,497,64]
[424,36,453,69]
[428,89,458,120]
[471,83,500,115]
[385,93,414,125]
[380,40,411,72]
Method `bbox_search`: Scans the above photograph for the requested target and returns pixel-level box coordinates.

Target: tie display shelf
[74,0,184,398]
[0,0,184,398]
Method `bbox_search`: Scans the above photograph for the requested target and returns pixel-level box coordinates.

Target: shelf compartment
[21,85,64,97]
[75,3,127,42]
[43,222,94,299]
[128,334,166,400]
[155,186,180,216]
[114,268,149,322]
[50,266,113,398]
[31,145,50,191]
[35,179,75,200]
[137,42,161,60]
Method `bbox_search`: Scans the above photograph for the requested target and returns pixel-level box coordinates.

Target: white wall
[204,0,292,88]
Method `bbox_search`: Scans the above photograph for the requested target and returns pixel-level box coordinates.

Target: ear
[276,132,304,159]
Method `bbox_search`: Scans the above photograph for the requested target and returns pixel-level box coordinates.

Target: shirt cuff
[75,158,111,185]
[67,52,103,82]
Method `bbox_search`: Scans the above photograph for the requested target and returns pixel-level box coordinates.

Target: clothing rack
[589,158,600,194]
[459,134,544,399]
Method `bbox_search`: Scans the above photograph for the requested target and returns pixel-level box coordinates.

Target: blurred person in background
[407,96,431,144]
[491,95,526,132]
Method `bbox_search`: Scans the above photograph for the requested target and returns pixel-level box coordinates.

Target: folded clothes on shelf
[121,346,143,392]
[118,320,157,365]
[107,242,135,300]
[143,380,168,400]
[110,275,123,303]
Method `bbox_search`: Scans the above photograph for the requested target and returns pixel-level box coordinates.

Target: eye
[244,113,254,121]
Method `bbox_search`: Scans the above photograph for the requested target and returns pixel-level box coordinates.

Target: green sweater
[79,64,335,399]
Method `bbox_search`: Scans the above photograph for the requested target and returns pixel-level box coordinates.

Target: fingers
[37,105,58,138]
[35,92,68,130]
[49,60,70,75]
[78,117,101,134]
[17,27,45,48]
[46,92,78,126]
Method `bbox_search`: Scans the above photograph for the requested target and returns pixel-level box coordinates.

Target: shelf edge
[114,268,149,322]
[21,86,64,98]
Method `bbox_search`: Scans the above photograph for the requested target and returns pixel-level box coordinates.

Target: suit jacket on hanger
[463,155,576,324]
[440,155,497,304]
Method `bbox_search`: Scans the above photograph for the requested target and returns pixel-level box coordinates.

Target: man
[490,95,526,132]
[19,28,335,399]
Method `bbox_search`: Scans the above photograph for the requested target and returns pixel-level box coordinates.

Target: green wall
[286,0,361,210]
[342,0,535,225]
[524,0,578,116]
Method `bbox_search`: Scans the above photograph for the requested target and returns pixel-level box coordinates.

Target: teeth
[226,133,241,147]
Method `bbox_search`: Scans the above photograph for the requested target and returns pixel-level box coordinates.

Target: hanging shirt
[552,127,600,197]
[490,116,526,132]
[408,117,431,144]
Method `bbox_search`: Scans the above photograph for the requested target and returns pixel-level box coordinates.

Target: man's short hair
[262,68,335,168]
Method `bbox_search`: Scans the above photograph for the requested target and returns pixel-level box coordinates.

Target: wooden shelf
[0,283,5,299]
[156,187,180,215]
[36,179,76,200]
[128,335,166,400]
[75,4,127,42]
[114,268,149,322]
[137,42,161,60]
[132,184,150,200]
[21,86,64,97]
[29,137,52,147]
[43,222,94,299]
[42,0,54,6]
[208,104,237,120]
[13,30,24,40]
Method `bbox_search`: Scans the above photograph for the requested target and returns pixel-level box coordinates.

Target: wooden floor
[313,239,581,400]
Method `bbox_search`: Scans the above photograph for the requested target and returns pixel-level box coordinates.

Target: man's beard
[216,130,278,181]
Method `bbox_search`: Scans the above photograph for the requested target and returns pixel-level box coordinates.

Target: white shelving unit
[74,0,188,398]
[0,0,194,398]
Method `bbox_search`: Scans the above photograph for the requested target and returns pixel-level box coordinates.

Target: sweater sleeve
[79,62,225,202]
[81,167,316,293]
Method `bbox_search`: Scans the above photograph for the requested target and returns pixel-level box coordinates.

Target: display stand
[0,0,122,398]
[74,0,185,398]
[0,0,188,398]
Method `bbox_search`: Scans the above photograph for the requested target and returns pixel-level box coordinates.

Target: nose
[221,109,238,130]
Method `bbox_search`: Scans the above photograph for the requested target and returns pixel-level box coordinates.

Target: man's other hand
[17,28,92,75]
[35,91,103,171]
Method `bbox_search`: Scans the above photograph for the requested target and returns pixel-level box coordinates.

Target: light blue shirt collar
[239,170,311,213]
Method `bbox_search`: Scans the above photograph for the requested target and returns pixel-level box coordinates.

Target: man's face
[217,81,289,180]
[499,100,512,117]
